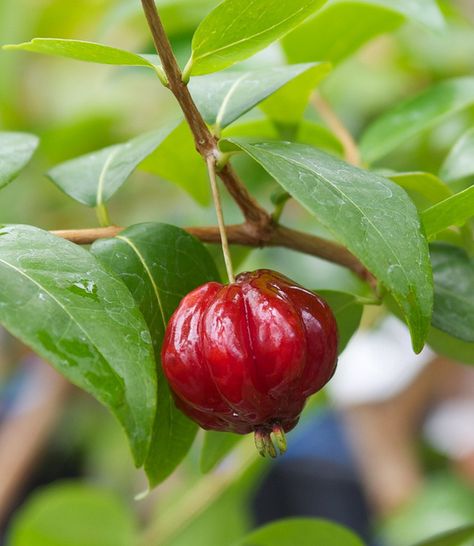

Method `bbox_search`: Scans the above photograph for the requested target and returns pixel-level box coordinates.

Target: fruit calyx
[254,422,288,458]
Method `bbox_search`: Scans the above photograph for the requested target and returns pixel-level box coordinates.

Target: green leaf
[360,78,474,164]
[259,63,331,125]
[440,128,474,183]
[8,482,137,546]
[140,121,210,205]
[389,172,453,206]
[92,223,220,486]
[427,327,474,365]
[185,0,329,76]
[0,225,156,466]
[232,518,364,546]
[430,243,474,343]
[412,525,474,546]
[201,431,242,473]
[47,123,180,208]
[225,139,433,352]
[189,63,330,131]
[3,37,162,72]
[317,290,363,354]
[0,132,39,189]
[282,0,444,66]
[422,186,474,239]
[222,119,343,155]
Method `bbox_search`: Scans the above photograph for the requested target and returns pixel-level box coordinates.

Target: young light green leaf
[92,223,220,486]
[389,172,453,206]
[422,186,474,239]
[430,243,474,343]
[316,290,363,354]
[0,132,39,189]
[412,524,474,546]
[47,123,179,208]
[440,128,474,183]
[139,121,210,205]
[8,482,137,546]
[283,0,444,66]
[185,0,329,76]
[225,139,433,352]
[3,38,162,72]
[201,431,242,473]
[232,518,364,546]
[0,225,157,466]
[189,63,330,131]
[360,78,474,164]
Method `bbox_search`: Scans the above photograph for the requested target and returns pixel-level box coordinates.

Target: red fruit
[162,269,338,457]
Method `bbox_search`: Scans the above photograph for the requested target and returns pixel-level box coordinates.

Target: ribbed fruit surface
[162,269,338,437]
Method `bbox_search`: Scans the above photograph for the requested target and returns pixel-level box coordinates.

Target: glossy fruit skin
[162,269,338,435]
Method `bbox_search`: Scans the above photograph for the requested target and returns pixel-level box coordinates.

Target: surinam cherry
[162,269,338,457]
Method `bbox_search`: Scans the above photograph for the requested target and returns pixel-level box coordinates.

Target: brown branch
[140,0,270,226]
[312,93,361,167]
[140,0,214,157]
[52,224,375,286]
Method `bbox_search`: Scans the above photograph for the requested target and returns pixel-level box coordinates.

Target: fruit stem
[206,155,235,283]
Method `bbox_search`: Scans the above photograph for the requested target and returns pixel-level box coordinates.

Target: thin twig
[140,0,214,157]
[206,157,235,282]
[312,93,361,167]
[51,224,375,286]
[139,0,270,226]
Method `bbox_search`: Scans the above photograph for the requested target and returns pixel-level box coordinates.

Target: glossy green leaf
[259,63,331,125]
[140,121,210,205]
[185,0,329,76]
[189,63,330,131]
[430,243,474,343]
[440,128,474,183]
[360,78,474,164]
[201,431,242,473]
[225,139,433,352]
[92,223,220,486]
[389,172,453,206]
[3,38,162,72]
[0,225,156,466]
[233,518,364,546]
[317,290,363,353]
[422,186,474,239]
[412,525,474,546]
[283,0,443,66]
[0,132,39,189]
[47,123,179,208]
[8,482,137,546]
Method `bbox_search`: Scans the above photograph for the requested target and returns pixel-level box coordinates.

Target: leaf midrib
[215,73,249,129]
[0,256,114,375]
[116,235,167,327]
[193,1,315,64]
[96,146,121,207]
